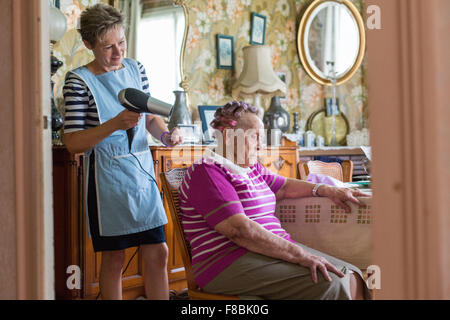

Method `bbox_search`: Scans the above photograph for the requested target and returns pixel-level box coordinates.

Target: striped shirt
[63,60,150,133]
[179,151,293,288]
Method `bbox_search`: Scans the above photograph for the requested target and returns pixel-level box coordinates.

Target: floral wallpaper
[51,0,106,141]
[184,0,368,132]
[52,0,368,143]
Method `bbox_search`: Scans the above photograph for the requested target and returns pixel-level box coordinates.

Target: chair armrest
[275,196,372,270]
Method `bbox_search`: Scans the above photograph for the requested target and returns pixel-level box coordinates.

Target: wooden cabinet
[53,147,146,300]
[260,146,299,179]
[53,147,83,300]
[53,145,298,299]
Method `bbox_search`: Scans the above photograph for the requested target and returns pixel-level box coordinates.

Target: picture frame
[177,124,198,144]
[250,12,267,45]
[216,34,234,69]
[198,105,220,143]
[276,71,287,101]
[324,98,341,117]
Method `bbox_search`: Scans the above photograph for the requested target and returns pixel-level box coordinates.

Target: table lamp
[232,45,287,145]
[232,45,286,118]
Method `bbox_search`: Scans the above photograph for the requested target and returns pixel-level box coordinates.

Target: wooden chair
[298,160,354,182]
[160,168,240,300]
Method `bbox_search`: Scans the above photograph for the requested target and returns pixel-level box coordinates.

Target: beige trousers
[203,242,371,300]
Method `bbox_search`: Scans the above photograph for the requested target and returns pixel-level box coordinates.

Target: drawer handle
[273,158,286,171]
[166,160,172,170]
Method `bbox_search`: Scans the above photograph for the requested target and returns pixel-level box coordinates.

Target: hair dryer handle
[126,127,135,152]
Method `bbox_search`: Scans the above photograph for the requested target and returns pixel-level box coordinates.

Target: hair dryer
[118,88,172,151]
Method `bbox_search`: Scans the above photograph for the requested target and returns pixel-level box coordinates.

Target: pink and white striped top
[178,150,294,288]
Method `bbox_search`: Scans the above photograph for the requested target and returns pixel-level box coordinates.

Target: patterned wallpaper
[184,0,368,131]
[52,0,368,140]
[51,0,103,115]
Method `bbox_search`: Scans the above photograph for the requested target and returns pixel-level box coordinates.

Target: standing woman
[63,3,182,299]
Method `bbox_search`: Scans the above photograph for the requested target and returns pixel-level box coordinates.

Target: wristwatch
[312,183,324,197]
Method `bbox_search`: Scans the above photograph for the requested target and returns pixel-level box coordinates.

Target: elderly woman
[63,4,182,300]
[179,101,371,300]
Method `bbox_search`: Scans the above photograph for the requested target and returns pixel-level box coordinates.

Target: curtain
[119,0,142,59]
[141,0,173,14]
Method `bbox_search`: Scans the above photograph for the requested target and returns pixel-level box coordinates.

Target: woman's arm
[65,110,141,154]
[276,178,369,213]
[275,178,317,200]
[146,114,182,147]
[215,213,304,263]
[214,213,344,283]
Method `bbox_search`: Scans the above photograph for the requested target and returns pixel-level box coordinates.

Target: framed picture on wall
[198,105,220,143]
[250,12,266,45]
[216,34,234,69]
[276,71,287,101]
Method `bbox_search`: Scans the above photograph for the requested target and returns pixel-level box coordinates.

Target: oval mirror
[297,0,365,86]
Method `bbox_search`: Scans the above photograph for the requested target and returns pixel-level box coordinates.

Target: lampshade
[49,6,67,43]
[232,45,286,98]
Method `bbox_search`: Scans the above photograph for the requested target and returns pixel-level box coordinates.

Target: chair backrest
[160,168,198,290]
[299,160,354,182]
[161,168,242,300]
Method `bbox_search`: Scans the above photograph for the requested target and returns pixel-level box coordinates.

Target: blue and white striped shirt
[63,61,150,133]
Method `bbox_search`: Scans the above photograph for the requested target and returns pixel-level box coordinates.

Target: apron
[70,58,167,236]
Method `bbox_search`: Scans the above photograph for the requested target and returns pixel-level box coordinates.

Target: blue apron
[70,58,167,236]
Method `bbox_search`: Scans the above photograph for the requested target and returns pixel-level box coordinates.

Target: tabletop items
[347,128,370,146]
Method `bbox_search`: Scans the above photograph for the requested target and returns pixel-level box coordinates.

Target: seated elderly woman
[179,101,371,300]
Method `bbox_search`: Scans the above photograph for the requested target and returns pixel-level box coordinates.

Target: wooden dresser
[52,144,298,299]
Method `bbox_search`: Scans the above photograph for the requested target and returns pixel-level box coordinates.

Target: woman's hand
[113,110,142,131]
[162,127,183,147]
[319,185,370,213]
[297,250,345,283]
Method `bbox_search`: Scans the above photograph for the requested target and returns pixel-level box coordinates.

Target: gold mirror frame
[297,0,366,86]
[174,0,190,96]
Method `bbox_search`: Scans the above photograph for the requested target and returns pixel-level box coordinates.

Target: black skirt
[87,152,166,252]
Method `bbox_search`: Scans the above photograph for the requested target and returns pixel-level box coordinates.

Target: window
[137,6,184,104]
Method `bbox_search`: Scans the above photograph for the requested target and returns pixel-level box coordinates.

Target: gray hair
[78,3,125,47]
[210,101,259,132]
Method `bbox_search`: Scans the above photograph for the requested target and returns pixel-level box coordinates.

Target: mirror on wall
[297,0,365,86]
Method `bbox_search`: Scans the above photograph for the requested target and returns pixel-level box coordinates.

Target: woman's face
[85,25,127,70]
[230,113,265,168]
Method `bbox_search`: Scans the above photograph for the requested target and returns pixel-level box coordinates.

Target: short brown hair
[78,3,125,47]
